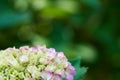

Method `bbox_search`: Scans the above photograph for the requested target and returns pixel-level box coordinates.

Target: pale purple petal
[65,74,74,80]
[67,62,76,75]
[57,52,67,61]
[31,45,43,53]
[47,48,56,53]
[31,45,40,52]
[40,71,53,80]
[52,74,62,80]
[46,48,57,60]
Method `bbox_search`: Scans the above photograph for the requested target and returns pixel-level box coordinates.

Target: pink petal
[31,45,41,52]
[40,45,47,52]
[19,46,30,53]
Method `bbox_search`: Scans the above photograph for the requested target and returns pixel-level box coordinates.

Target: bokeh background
[0,0,120,80]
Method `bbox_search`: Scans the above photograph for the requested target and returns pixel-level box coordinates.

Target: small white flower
[20,55,29,63]
[45,65,56,72]
[39,57,48,64]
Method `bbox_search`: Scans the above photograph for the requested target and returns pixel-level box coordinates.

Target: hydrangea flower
[0,45,75,80]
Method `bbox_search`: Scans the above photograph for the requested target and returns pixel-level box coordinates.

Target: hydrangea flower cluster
[0,45,75,80]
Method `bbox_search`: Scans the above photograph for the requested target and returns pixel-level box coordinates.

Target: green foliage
[0,11,31,27]
[0,0,31,27]
[81,0,101,8]
[70,59,87,80]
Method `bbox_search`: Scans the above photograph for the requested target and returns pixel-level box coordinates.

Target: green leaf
[70,59,88,80]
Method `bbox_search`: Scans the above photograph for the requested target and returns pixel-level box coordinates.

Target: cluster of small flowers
[0,45,75,80]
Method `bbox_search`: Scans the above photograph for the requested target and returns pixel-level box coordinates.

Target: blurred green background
[0,0,120,80]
